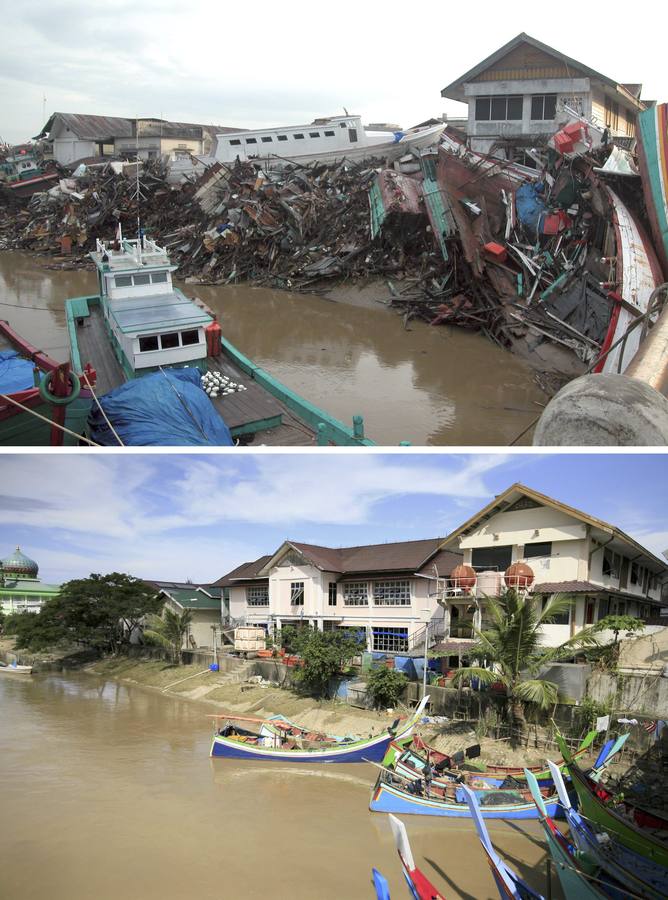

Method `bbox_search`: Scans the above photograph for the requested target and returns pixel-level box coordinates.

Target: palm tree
[144,608,193,664]
[446,589,598,743]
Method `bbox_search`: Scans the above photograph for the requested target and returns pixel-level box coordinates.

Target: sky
[0,0,664,145]
[0,452,666,585]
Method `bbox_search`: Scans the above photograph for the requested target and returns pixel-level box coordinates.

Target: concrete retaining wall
[587,670,668,718]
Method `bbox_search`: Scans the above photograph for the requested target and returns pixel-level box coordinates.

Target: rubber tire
[39,370,81,406]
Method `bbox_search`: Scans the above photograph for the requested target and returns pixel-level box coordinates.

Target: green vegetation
[366,666,409,709]
[143,608,194,664]
[7,573,162,654]
[277,625,364,698]
[443,589,599,744]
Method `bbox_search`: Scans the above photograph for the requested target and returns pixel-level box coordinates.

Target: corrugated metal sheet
[46,113,134,141]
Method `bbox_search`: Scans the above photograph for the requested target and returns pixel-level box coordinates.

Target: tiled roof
[534,581,663,605]
[212,556,272,587]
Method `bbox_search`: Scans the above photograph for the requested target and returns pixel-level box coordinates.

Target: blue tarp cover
[89,367,233,446]
[515,182,546,237]
[0,351,36,394]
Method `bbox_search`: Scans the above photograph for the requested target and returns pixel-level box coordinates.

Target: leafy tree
[9,574,162,654]
[289,627,364,698]
[143,608,193,664]
[593,615,645,648]
[443,590,599,744]
[366,666,408,709]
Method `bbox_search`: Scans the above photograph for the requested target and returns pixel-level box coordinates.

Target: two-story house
[214,484,667,663]
[441,33,646,159]
[434,483,667,664]
[214,540,462,655]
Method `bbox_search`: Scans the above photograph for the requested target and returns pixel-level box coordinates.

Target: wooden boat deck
[76,305,317,445]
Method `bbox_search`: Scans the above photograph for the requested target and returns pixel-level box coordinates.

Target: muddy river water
[0,252,546,445]
[0,672,555,900]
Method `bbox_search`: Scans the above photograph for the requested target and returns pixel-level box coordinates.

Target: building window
[630,563,639,585]
[138,335,159,352]
[160,332,180,350]
[541,595,571,625]
[328,583,337,606]
[181,329,199,346]
[261,136,273,143]
[530,95,557,120]
[247,585,269,606]
[475,95,522,121]
[372,627,408,653]
[471,546,513,570]
[373,580,411,606]
[151,272,168,284]
[294,133,305,140]
[343,582,368,606]
[277,135,288,142]
[229,139,241,146]
[524,541,552,559]
[290,582,304,605]
[605,97,619,131]
[603,549,620,579]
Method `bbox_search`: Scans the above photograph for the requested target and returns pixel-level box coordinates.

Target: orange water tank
[206,321,222,357]
[504,562,534,590]
[450,564,477,592]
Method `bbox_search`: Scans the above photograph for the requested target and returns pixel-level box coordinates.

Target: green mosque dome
[1,546,39,579]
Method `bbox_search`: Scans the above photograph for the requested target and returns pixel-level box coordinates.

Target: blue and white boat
[209,696,429,763]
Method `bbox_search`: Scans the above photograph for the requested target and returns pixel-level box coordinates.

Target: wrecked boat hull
[637,102,668,279]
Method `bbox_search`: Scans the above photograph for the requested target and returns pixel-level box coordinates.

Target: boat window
[151,272,168,284]
[277,135,288,142]
[348,128,358,143]
[340,122,346,128]
[245,138,257,144]
[138,335,159,352]
[229,139,241,146]
[293,133,305,140]
[181,329,199,346]
[115,275,133,288]
[261,136,273,143]
[160,332,180,350]
[324,130,335,137]
[309,131,320,138]
[133,273,151,286]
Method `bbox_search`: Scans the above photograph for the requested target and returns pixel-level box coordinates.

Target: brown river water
[0,672,555,900]
[0,251,546,445]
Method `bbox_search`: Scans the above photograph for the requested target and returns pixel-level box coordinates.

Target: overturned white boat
[214,115,444,168]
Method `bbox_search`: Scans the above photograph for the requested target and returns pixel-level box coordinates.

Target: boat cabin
[90,234,212,378]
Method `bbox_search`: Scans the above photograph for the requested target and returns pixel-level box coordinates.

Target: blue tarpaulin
[89,368,233,446]
[515,182,546,238]
[0,351,36,394]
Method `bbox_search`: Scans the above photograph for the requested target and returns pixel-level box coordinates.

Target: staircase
[217,658,256,685]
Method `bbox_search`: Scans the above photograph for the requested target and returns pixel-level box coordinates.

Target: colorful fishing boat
[369,767,560,820]
[637,102,668,279]
[0,148,59,198]
[0,319,93,446]
[556,735,668,868]
[547,760,668,900]
[66,228,375,446]
[209,695,429,763]
[462,785,544,900]
[385,814,446,899]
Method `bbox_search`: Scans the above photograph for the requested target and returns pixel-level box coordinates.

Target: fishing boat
[214,115,444,168]
[637,102,668,279]
[0,661,33,675]
[0,319,93,446]
[380,815,446,900]
[0,148,59,198]
[369,767,560,820]
[462,785,544,900]
[555,735,668,868]
[383,730,623,789]
[66,228,375,446]
[209,696,430,763]
[546,760,668,900]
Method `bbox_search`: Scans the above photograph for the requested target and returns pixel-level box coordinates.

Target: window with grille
[475,95,522,121]
[290,582,304,605]
[524,542,552,559]
[246,585,269,606]
[530,95,557,120]
[372,627,408,653]
[328,583,337,606]
[373,580,411,605]
[343,582,368,606]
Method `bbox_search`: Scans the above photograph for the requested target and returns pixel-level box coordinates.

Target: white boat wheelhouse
[90,232,211,378]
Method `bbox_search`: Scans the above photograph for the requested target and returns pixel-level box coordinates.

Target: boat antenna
[131,116,148,258]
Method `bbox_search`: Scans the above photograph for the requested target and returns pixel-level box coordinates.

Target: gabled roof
[212,557,273,587]
[157,586,220,610]
[441,33,645,111]
[439,483,668,573]
[149,580,221,600]
[36,113,134,141]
